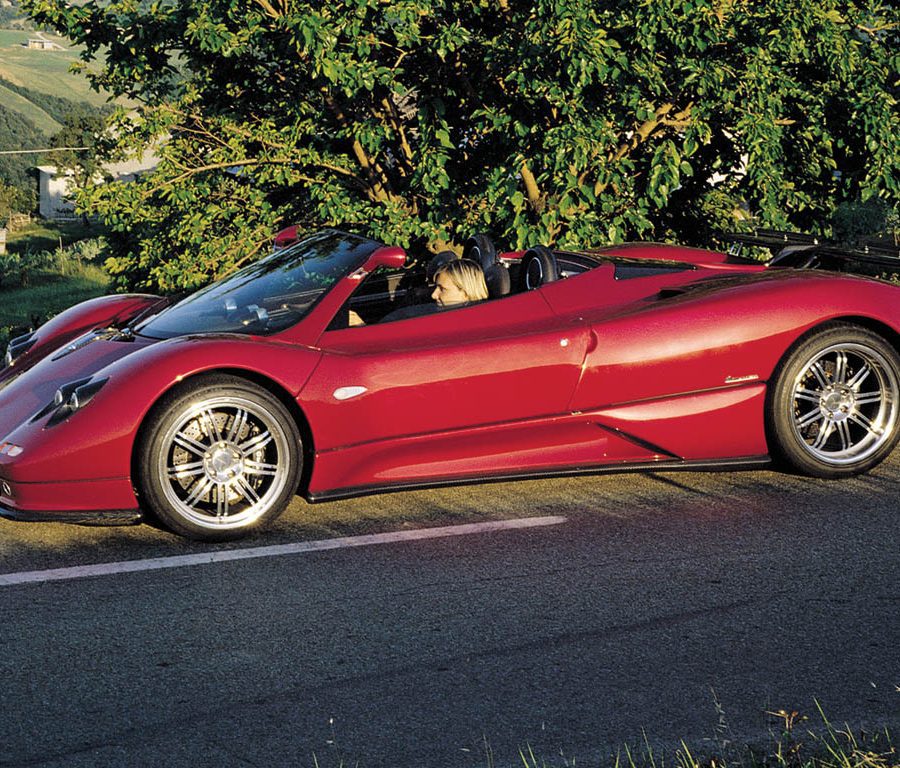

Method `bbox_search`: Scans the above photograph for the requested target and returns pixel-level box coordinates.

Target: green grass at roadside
[0,269,109,329]
[311,707,897,768]
[6,220,101,254]
[1,222,110,346]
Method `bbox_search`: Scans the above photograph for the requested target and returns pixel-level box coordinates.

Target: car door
[298,290,593,492]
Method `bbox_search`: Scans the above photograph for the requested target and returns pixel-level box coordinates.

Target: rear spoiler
[720,229,900,280]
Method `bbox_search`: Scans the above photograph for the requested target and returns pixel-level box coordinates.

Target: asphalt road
[1,454,898,768]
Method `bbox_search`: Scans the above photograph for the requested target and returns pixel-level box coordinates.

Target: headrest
[518,245,559,291]
[426,250,459,283]
[462,234,498,271]
[484,263,512,298]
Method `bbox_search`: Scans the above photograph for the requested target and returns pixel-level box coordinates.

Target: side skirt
[305,455,772,503]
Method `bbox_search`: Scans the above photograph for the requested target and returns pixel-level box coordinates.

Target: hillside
[0,29,112,134]
[0,22,122,211]
[0,80,62,135]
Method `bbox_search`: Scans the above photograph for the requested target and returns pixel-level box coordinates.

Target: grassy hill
[0,26,123,208]
[0,78,61,134]
[0,30,112,134]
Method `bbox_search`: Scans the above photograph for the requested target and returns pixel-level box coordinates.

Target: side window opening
[328,266,424,329]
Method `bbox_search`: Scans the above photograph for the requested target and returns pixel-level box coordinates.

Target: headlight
[67,378,108,410]
[32,376,109,426]
[4,331,36,368]
[52,377,92,408]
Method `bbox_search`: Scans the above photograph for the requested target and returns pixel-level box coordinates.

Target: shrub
[0,252,22,288]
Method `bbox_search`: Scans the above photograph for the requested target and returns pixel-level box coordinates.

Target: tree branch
[855,22,897,34]
[141,158,317,198]
[380,96,414,175]
[324,90,397,203]
[520,160,544,214]
[610,103,675,163]
[254,0,288,19]
[587,103,693,194]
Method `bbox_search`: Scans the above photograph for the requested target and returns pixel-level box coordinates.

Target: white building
[36,155,158,220]
[35,165,76,219]
[25,38,63,50]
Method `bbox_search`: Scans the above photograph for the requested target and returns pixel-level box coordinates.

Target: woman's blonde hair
[435,258,489,302]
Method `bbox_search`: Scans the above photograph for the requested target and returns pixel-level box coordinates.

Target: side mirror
[364,246,407,271]
[272,225,299,251]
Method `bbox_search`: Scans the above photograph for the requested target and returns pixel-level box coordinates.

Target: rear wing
[721,229,900,280]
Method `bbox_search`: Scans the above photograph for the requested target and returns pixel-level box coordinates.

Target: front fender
[1,335,322,485]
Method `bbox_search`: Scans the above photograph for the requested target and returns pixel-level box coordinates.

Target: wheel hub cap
[820,385,854,421]
[158,396,292,530]
[204,441,244,482]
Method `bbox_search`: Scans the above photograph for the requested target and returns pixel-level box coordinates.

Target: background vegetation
[19,0,900,294]
[0,223,109,350]
[0,23,114,217]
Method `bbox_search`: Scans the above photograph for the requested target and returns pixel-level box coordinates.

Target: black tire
[768,324,900,478]
[137,374,302,540]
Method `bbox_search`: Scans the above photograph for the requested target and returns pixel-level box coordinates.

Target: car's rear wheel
[138,375,301,540]
[768,324,900,478]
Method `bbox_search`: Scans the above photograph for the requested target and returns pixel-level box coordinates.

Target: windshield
[136,230,381,339]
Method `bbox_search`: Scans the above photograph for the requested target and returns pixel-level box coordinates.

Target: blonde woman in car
[430,258,489,308]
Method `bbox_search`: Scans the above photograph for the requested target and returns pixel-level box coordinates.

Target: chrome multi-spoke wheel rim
[790,342,898,465]
[157,395,292,530]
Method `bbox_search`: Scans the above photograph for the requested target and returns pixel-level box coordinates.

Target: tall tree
[0,180,28,222]
[22,0,900,292]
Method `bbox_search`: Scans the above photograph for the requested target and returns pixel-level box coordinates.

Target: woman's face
[431,271,468,307]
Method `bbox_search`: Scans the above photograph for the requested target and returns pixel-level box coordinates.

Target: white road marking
[0,516,567,587]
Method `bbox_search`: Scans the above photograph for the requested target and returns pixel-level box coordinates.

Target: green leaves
[20,0,899,292]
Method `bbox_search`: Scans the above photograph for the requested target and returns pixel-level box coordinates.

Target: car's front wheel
[138,375,302,540]
[768,324,900,478]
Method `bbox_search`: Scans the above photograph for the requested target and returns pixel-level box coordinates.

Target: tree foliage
[0,180,29,222]
[43,110,113,192]
[0,102,44,207]
[22,0,900,292]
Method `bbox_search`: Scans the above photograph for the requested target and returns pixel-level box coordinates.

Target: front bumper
[0,476,142,526]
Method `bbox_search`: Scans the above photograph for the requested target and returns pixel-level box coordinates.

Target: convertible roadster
[1,229,898,540]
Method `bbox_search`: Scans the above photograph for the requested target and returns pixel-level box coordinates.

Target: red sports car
[1,229,898,540]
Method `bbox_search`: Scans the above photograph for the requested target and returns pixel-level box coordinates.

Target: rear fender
[570,272,899,457]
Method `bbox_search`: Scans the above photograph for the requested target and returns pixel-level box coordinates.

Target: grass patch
[6,219,100,254]
[1,223,110,346]
[0,269,109,330]
[311,706,897,768]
